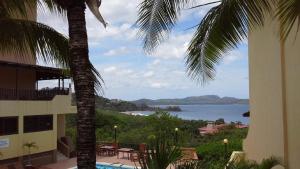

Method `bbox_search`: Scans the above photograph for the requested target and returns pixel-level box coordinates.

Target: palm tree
[46,1,106,168]
[139,135,182,169]
[0,0,69,67]
[23,142,39,166]
[3,1,106,168]
[136,0,300,83]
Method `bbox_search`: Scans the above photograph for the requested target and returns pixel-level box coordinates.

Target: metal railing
[0,87,69,100]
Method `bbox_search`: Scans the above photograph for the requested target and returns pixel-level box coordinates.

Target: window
[24,115,53,133]
[0,117,18,136]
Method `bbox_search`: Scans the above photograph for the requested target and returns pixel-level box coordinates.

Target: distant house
[198,122,248,136]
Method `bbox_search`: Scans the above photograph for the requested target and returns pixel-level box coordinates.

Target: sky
[37,0,249,101]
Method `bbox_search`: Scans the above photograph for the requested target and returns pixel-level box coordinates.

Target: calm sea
[133,104,249,124]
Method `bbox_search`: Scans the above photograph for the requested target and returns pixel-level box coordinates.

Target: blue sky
[38,0,249,101]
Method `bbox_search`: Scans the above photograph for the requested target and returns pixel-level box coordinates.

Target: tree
[136,0,300,83]
[23,142,39,166]
[3,0,107,168]
[51,1,106,168]
[139,134,182,169]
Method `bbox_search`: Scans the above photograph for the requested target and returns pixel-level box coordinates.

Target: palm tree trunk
[67,2,96,169]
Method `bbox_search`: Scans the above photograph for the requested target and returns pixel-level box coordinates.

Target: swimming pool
[70,162,139,169]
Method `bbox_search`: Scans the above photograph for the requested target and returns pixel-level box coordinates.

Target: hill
[72,94,181,112]
[131,95,249,105]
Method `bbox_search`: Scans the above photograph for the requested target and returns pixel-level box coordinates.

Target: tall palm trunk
[67,1,96,169]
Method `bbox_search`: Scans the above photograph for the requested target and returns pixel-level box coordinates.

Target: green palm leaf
[277,0,300,39]
[137,0,279,83]
[136,0,190,52]
[0,18,69,67]
[187,0,275,83]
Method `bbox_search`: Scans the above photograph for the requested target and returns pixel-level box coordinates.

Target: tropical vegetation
[0,0,69,67]
[177,157,280,169]
[136,0,300,83]
[23,142,39,166]
[66,110,248,168]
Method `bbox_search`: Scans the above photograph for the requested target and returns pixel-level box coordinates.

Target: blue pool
[71,162,138,169]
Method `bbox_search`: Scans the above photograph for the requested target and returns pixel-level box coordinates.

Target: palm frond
[23,142,39,149]
[139,135,182,169]
[0,18,69,68]
[136,0,190,52]
[89,61,104,94]
[0,0,36,18]
[277,0,300,39]
[86,0,107,28]
[186,0,275,83]
[258,157,281,169]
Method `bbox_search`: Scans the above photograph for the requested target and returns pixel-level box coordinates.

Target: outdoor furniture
[96,144,105,156]
[176,147,199,166]
[117,148,134,160]
[99,146,115,156]
[130,143,147,162]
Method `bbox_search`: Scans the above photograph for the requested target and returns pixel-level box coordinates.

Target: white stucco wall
[244,11,300,169]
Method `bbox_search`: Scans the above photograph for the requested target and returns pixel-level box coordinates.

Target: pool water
[96,163,135,169]
[71,162,138,169]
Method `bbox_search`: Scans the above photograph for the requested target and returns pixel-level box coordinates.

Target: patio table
[100,146,116,156]
[117,148,134,160]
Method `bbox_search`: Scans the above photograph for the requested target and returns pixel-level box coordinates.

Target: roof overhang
[0,60,70,80]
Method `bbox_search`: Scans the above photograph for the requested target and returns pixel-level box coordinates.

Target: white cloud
[150,82,169,89]
[103,66,117,73]
[150,33,192,60]
[223,50,245,64]
[143,71,154,77]
[103,46,129,56]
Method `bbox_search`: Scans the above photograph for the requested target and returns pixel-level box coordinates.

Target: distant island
[73,94,248,112]
[131,95,249,105]
[94,96,181,112]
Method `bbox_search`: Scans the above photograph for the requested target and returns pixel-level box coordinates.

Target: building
[198,122,248,136]
[0,5,76,166]
[242,4,300,169]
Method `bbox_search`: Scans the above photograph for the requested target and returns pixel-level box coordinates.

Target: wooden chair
[130,143,147,162]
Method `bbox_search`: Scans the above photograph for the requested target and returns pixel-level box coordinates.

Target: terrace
[0,60,70,101]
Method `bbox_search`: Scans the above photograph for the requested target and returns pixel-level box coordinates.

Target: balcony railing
[0,88,69,100]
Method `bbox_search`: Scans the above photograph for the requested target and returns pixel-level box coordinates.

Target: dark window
[0,117,18,136]
[24,115,53,133]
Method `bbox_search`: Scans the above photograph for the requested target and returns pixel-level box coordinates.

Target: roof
[0,60,70,80]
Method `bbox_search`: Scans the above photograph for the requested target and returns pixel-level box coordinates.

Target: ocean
[131,104,249,124]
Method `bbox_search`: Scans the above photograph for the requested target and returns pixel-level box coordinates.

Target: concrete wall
[57,114,66,139]
[0,95,76,160]
[284,20,300,169]
[244,10,300,169]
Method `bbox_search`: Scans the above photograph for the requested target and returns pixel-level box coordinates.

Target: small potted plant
[23,142,38,169]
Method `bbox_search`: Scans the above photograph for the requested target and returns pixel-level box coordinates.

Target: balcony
[0,87,69,101]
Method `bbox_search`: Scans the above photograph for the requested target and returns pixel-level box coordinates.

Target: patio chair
[96,143,108,156]
[130,143,147,162]
[110,142,119,156]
